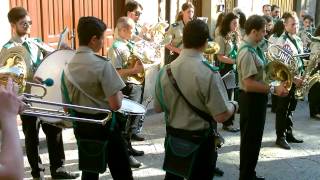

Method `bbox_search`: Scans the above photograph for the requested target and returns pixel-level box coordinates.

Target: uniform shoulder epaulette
[94,54,109,61]
[171,22,179,27]
[201,60,219,72]
[3,41,14,49]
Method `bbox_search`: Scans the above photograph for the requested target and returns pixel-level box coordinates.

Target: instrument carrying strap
[63,65,101,105]
[166,64,215,133]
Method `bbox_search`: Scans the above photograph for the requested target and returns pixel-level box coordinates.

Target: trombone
[0,67,112,126]
[22,97,112,126]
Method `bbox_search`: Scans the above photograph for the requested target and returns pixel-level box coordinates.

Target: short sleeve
[204,72,229,116]
[100,61,125,97]
[215,35,226,55]
[108,47,123,69]
[238,51,258,80]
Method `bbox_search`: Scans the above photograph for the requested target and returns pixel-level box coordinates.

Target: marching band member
[271,5,281,24]
[154,19,238,180]
[124,0,148,141]
[308,26,320,120]
[0,7,78,179]
[237,15,288,180]
[61,16,133,180]
[215,12,240,132]
[274,11,304,150]
[165,2,194,64]
[108,16,144,168]
[298,14,316,53]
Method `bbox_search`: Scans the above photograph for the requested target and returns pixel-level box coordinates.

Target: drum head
[31,50,75,123]
[119,98,146,115]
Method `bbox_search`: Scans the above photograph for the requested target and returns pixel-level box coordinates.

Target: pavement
[21,100,320,180]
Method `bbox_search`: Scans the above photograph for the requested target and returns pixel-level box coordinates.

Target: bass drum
[31,50,75,128]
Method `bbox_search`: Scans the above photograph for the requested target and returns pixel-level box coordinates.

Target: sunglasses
[20,20,32,28]
[134,11,142,16]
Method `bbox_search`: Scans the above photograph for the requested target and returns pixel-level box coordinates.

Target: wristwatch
[269,85,275,95]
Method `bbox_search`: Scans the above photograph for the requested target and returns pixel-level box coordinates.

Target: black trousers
[73,111,133,180]
[308,82,320,116]
[21,115,65,177]
[239,91,267,180]
[275,85,297,137]
[271,94,278,112]
[164,135,216,180]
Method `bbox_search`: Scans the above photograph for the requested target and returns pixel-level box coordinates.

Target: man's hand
[0,78,22,119]
[59,42,72,50]
[132,60,144,74]
[293,77,304,88]
[274,83,289,97]
[33,76,43,84]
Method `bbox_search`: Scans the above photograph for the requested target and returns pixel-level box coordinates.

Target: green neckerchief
[219,41,237,70]
[60,71,116,130]
[155,67,169,123]
[238,41,267,66]
[202,60,220,72]
[22,40,41,69]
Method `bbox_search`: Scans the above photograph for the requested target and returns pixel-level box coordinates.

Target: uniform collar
[179,48,204,61]
[76,46,95,53]
[115,37,129,44]
[243,35,258,48]
[11,34,28,44]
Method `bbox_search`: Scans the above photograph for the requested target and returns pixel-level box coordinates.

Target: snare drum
[118,98,146,115]
[116,98,146,131]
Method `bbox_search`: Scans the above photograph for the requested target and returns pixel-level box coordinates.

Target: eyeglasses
[134,11,142,17]
[19,20,32,28]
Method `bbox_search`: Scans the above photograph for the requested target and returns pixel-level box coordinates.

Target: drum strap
[166,64,216,134]
[63,65,101,105]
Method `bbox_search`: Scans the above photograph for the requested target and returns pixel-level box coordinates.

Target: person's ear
[89,35,97,45]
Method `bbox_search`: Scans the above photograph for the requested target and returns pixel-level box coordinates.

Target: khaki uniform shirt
[0,35,46,70]
[215,34,233,56]
[108,38,133,83]
[62,46,125,113]
[154,49,230,131]
[165,20,184,49]
[237,36,266,91]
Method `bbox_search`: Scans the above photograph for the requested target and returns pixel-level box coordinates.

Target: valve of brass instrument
[203,41,220,64]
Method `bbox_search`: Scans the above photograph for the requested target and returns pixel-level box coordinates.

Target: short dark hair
[125,0,143,15]
[8,7,28,23]
[220,12,238,37]
[303,14,313,22]
[244,15,266,35]
[183,19,209,49]
[263,4,271,10]
[77,16,107,46]
[271,5,280,12]
[262,15,273,23]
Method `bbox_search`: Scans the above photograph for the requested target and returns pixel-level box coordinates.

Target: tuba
[0,46,33,93]
[265,44,296,90]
